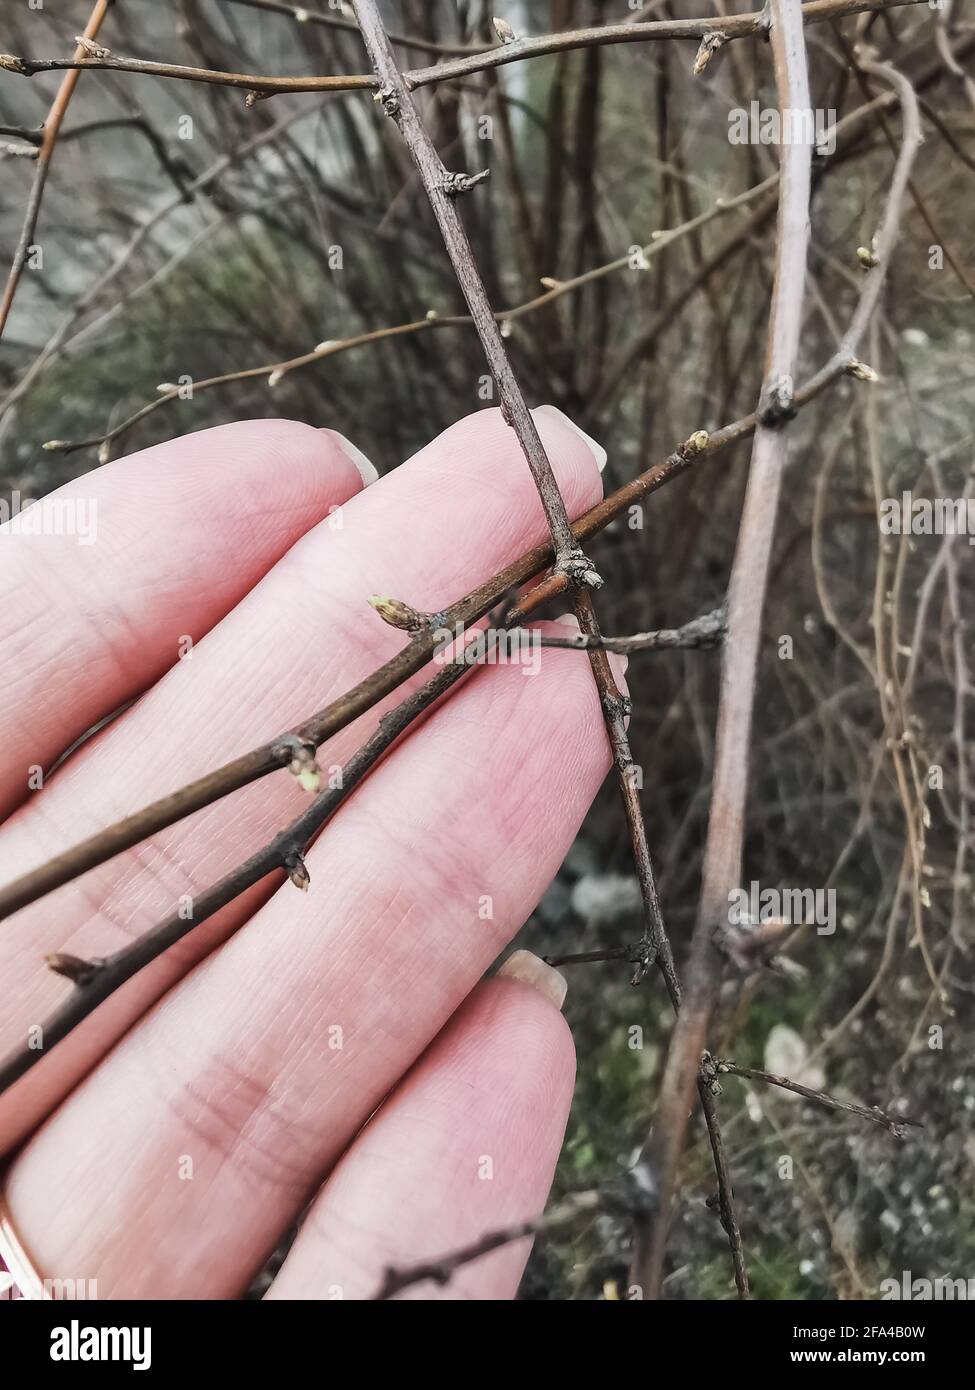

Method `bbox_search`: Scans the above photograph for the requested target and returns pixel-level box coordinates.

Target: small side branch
[535,606,727,654]
[0,0,113,339]
[374,1192,600,1300]
[707,1056,923,1136]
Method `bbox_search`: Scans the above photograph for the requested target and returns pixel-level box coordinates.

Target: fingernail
[323,429,379,486]
[609,656,631,689]
[550,612,581,631]
[497,949,568,1010]
[534,405,607,473]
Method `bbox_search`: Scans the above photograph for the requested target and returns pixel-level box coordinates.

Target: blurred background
[2,0,974,1299]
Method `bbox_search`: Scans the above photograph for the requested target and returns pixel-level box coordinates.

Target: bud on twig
[284,850,310,891]
[845,358,879,383]
[75,36,112,59]
[290,744,321,793]
[693,32,727,76]
[493,17,516,45]
[47,952,101,986]
[368,594,426,632]
[679,429,710,458]
[440,168,490,197]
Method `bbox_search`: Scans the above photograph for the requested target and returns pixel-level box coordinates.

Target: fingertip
[320,428,379,487]
[533,404,607,475]
[497,948,568,1011]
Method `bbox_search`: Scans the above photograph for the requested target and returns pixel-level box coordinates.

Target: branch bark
[0,1,924,99]
[0,0,113,339]
[630,0,815,1300]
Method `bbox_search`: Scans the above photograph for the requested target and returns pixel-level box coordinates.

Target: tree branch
[0,0,114,339]
[706,1056,923,1136]
[353,0,746,1293]
[630,0,815,1301]
[0,1,924,101]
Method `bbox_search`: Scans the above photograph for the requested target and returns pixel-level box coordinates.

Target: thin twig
[0,426,718,927]
[0,637,483,1093]
[708,1057,923,1135]
[354,0,749,1298]
[222,0,487,56]
[0,0,113,339]
[631,0,815,1301]
[0,1,924,100]
[374,1191,601,1300]
[534,607,727,653]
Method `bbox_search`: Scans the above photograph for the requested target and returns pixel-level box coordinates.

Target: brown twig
[0,606,717,1088]
[222,0,487,56]
[707,1056,923,1135]
[41,187,764,458]
[374,1190,601,1299]
[0,426,720,927]
[534,607,727,653]
[0,0,113,339]
[630,0,815,1301]
[630,40,924,1302]
[0,1,924,101]
[353,0,750,1297]
[0,634,485,1093]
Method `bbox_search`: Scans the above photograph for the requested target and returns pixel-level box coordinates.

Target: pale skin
[0,407,625,1299]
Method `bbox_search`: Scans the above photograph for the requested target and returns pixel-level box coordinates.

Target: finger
[267,961,574,1301]
[0,419,372,820]
[0,406,603,1149]
[3,629,623,1297]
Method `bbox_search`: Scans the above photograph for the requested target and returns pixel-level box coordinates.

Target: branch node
[439,167,490,197]
[701,1051,723,1096]
[493,17,517,46]
[284,849,311,892]
[678,429,710,459]
[601,689,632,721]
[272,736,321,793]
[693,31,727,76]
[46,952,103,987]
[630,937,657,984]
[373,84,400,118]
[368,594,429,633]
[556,549,603,591]
[845,358,879,383]
[75,36,112,59]
[758,372,797,426]
[0,54,32,76]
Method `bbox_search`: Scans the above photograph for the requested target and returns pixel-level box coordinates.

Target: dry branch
[630,0,815,1300]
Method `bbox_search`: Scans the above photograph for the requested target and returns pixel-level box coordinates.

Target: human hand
[0,407,622,1299]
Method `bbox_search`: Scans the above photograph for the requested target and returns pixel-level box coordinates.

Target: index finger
[0,419,372,820]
